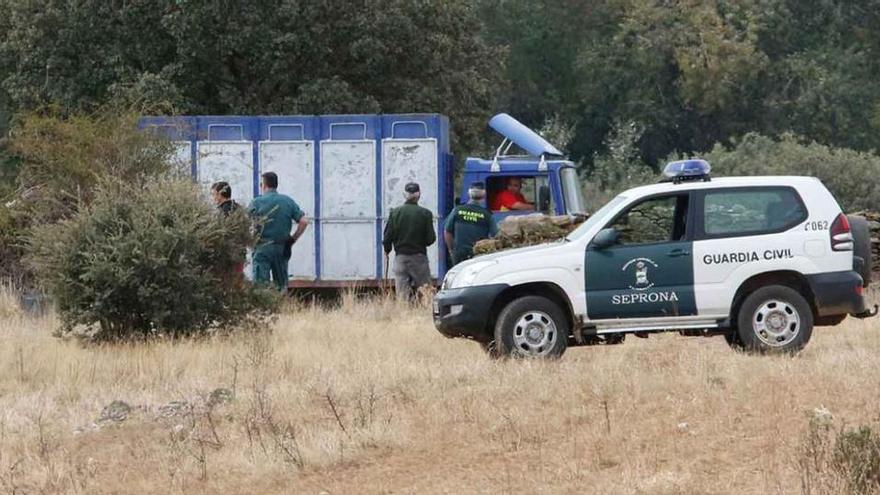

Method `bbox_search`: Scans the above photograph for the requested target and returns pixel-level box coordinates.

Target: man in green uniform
[383,182,436,301]
[444,181,497,266]
[248,172,309,291]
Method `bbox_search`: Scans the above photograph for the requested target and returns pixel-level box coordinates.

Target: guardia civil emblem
[622,257,658,291]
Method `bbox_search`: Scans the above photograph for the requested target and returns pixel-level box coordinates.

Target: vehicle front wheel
[494,296,569,359]
[735,285,813,354]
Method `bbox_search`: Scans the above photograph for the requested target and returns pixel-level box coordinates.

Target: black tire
[479,340,501,358]
[847,215,872,287]
[494,296,569,358]
[735,285,813,354]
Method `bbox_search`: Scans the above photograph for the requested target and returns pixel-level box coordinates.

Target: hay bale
[472,213,589,258]
[473,239,500,255]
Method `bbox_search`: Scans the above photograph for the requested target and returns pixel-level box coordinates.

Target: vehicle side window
[610,194,688,245]
[703,188,806,236]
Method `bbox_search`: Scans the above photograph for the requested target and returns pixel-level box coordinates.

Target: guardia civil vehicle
[433,159,877,357]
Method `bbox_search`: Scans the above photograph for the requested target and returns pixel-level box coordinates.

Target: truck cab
[457,114,588,221]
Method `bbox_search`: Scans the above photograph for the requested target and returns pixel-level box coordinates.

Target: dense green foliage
[482,0,880,167]
[27,180,277,340]
[0,109,177,285]
[703,134,880,212]
[2,1,880,210]
[0,0,503,156]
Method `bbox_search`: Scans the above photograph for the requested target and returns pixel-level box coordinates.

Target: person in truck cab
[490,177,534,211]
[444,181,497,266]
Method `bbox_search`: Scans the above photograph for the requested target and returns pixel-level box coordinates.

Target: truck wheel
[494,296,569,358]
[847,215,872,287]
[735,285,813,353]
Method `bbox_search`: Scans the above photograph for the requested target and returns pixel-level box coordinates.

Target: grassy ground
[1,290,879,494]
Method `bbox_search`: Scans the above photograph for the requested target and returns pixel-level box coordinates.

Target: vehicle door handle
[667,248,690,257]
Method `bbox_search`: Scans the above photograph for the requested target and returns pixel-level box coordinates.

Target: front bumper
[806,270,867,317]
[433,284,509,340]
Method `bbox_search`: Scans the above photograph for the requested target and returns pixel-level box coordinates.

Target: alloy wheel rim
[512,311,557,356]
[752,299,800,347]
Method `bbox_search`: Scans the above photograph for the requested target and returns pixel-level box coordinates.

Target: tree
[480,0,880,168]
[0,0,505,157]
[700,133,880,212]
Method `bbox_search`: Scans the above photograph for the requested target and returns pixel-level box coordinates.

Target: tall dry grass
[1,291,879,494]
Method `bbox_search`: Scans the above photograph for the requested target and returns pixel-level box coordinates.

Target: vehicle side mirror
[591,228,619,250]
[538,185,551,213]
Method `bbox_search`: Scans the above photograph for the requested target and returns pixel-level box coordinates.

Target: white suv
[433,160,876,358]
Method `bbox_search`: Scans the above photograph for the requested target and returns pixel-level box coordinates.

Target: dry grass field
[1,288,879,494]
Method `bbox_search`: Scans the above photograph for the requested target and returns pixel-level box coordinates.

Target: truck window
[487,176,538,211]
[560,168,587,215]
[609,194,689,245]
[702,188,806,236]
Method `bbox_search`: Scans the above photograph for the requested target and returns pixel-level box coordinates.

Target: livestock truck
[140,113,588,288]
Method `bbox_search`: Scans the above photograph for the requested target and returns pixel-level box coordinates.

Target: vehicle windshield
[560,167,588,215]
[565,195,628,241]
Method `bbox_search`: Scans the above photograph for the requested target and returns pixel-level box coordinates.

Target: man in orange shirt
[490,177,535,211]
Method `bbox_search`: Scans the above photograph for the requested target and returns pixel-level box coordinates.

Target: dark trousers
[253,244,289,291]
[394,253,431,301]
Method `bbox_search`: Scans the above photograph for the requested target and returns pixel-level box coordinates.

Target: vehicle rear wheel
[495,296,569,359]
[847,215,872,287]
[735,285,813,354]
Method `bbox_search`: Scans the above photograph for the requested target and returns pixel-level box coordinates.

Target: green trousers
[253,243,289,291]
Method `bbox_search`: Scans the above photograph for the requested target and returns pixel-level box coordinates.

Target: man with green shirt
[383,182,436,301]
[444,181,497,266]
[248,172,309,291]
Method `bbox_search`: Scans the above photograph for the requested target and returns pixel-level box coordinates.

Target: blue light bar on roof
[663,159,711,179]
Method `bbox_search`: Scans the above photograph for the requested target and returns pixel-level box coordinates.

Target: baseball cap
[404,182,420,193]
[469,181,486,190]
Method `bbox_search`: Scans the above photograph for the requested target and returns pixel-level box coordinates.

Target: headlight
[441,269,459,290]
[448,261,496,289]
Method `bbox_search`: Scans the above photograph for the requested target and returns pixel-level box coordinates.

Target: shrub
[27,179,278,340]
[699,133,880,212]
[800,410,880,495]
[833,426,880,494]
[0,106,178,287]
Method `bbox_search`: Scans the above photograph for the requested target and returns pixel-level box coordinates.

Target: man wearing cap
[248,172,309,291]
[383,182,436,301]
[444,181,497,266]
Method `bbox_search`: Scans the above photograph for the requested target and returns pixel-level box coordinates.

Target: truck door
[585,192,697,320]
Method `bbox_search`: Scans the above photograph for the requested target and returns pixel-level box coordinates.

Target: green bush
[27,179,278,340]
[700,133,880,212]
[0,107,176,287]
